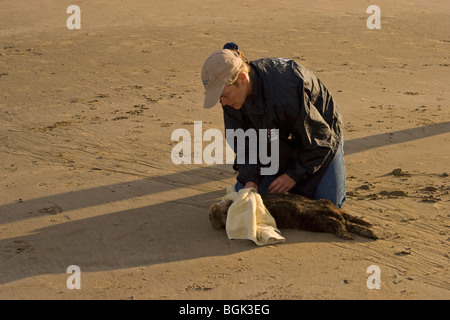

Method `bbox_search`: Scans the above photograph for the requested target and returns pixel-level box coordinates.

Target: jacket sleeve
[284,78,336,183]
[222,106,262,186]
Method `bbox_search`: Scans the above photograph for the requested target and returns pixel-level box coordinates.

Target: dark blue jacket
[223,57,343,198]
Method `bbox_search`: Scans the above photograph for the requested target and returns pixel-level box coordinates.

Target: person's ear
[238,72,248,84]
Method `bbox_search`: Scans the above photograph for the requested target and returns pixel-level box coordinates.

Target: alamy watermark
[66,265,81,289]
[171,121,279,175]
[66,5,81,30]
[367,5,381,30]
[66,5,380,31]
[63,264,380,292]
[366,265,381,289]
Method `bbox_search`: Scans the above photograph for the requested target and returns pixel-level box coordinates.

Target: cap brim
[203,84,224,109]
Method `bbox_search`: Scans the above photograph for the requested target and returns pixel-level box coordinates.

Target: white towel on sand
[222,186,285,246]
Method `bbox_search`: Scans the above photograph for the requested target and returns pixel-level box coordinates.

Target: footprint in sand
[3,240,35,261]
[38,204,63,215]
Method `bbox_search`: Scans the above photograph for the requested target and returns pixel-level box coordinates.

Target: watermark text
[171,121,279,175]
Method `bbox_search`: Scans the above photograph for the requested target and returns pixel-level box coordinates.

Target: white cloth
[222,186,285,246]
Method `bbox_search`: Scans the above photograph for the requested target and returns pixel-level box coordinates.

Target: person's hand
[245,181,258,192]
[268,174,296,194]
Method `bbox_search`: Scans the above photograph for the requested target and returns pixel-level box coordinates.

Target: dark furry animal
[209,193,377,240]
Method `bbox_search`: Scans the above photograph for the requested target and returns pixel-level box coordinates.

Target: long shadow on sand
[0,185,365,285]
[344,121,450,155]
[0,122,449,285]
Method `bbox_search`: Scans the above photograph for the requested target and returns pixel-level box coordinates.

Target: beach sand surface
[0,0,449,299]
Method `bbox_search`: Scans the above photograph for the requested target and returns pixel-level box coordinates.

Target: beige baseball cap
[201,49,242,109]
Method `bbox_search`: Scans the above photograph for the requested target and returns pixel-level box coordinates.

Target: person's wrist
[245,182,258,190]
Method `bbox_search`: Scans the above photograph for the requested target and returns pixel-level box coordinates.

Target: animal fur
[208,193,378,240]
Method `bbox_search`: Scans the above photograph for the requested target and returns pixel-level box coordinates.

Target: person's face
[220,73,249,110]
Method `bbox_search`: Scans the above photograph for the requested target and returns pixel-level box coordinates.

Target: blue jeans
[235,141,346,208]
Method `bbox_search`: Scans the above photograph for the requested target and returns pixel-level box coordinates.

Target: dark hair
[223,42,249,64]
[223,42,239,51]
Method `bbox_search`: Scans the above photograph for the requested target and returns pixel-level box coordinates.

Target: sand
[0,0,449,300]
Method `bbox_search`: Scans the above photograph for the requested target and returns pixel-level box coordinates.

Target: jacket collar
[242,63,265,115]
